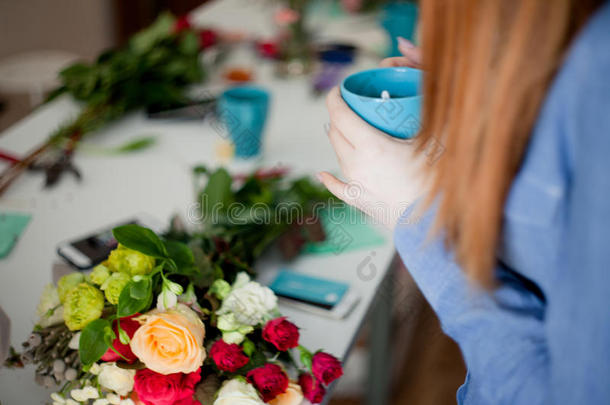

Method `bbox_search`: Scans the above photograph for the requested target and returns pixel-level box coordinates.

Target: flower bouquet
[8,224,342,405]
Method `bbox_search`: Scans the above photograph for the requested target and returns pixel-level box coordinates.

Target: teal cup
[380,2,419,57]
[217,86,270,158]
[340,67,422,139]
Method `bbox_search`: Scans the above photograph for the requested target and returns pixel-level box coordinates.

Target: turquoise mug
[340,67,422,139]
[380,2,419,57]
[217,86,270,158]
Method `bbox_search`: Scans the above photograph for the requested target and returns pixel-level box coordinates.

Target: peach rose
[130,304,206,375]
[268,382,304,405]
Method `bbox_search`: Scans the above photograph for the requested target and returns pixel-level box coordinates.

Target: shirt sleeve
[545,9,610,403]
[395,206,550,405]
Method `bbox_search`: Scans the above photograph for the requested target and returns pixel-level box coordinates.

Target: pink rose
[262,317,299,351]
[246,364,289,402]
[209,340,250,372]
[298,373,325,404]
[311,352,343,385]
[133,368,201,405]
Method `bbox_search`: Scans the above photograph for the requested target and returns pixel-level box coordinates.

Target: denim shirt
[393,2,610,404]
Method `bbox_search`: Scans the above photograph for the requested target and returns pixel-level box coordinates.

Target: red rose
[209,340,250,372]
[311,352,343,385]
[100,314,140,363]
[257,41,279,59]
[133,368,201,405]
[298,373,326,404]
[246,364,289,402]
[199,29,218,50]
[262,317,299,351]
[174,15,192,33]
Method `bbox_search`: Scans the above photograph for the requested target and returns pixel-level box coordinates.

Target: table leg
[366,260,394,405]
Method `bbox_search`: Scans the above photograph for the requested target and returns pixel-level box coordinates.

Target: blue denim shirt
[394,2,610,404]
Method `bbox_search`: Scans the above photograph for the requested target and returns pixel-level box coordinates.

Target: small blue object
[270,270,349,308]
[380,2,419,57]
[218,86,270,158]
[340,67,422,139]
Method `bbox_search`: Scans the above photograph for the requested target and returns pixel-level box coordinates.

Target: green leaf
[113,224,168,258]
[115,137,157,153]
[79,319,113,365]
[298,345,313,371]
[242,339,255,357]
[118,278,152,317]
[201,168,233,216]
[130,13,176,54]
[164,240,195,273]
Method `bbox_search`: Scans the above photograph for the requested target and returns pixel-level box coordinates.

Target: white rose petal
[214,379,265,405]
[93,399,109,405]
[106,393,121,405]
[218,281,277,326]
[156,288,178,311]
[120,399,135,405]
[71,389,87,402]
[98,363,136,397]
[68,332,81,350]
[50,393,65,404]
[82,386,99,399]
[232,272,251,289]
[89,362,101,375]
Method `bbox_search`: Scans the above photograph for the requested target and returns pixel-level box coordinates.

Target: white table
[0,1,425,404]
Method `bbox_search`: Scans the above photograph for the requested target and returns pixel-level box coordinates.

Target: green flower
[89,263,111,285]
[100,272,131,305]
[209,279,231,300]
[57,273,85,303]
[63,283,104,331]
[107,245,155,276]
[217,313,253,344]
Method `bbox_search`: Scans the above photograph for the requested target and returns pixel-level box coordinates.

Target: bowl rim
[341,67,422,101]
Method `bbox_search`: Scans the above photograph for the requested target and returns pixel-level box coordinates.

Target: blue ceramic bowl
[340,67,422,139]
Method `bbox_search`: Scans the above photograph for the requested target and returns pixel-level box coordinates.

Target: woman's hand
[380,37,422,68]
[319,87,427,229]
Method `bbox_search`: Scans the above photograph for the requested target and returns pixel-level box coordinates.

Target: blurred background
[0,0,465,403]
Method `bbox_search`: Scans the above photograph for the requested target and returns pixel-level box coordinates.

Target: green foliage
[47,13,205,146]
[117,278,153,317]
[79,319,114,366]
[113,225,168,258]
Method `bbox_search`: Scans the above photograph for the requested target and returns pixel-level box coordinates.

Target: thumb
[317,172,348,201]
[397,37,422,66]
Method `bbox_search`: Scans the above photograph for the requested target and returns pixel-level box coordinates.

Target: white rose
[218,281,277,326]
[36,284,64,328]
[97,363,135,396]
[214,379,265,405]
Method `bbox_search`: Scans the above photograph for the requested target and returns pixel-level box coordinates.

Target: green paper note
[304,206,385,255]
[0,212,31,259]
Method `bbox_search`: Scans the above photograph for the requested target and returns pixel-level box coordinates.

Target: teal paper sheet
[304,206,385,255]
[0,212,31,259]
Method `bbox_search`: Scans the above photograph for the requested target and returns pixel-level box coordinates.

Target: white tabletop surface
[0,1,425,403]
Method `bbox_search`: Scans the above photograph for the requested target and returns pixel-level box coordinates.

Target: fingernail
[315,172,324,183]
[397,36,414,49]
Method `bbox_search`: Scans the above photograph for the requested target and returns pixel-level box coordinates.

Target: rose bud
[311,352,343,386]
[246,363,289,402]
[100,314,141,363]
[298,373,326,404]
[210,340,250,372]
[174,15,192,34]
[262,317,299,351]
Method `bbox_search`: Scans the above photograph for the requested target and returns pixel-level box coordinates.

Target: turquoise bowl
[340,67,422,139]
